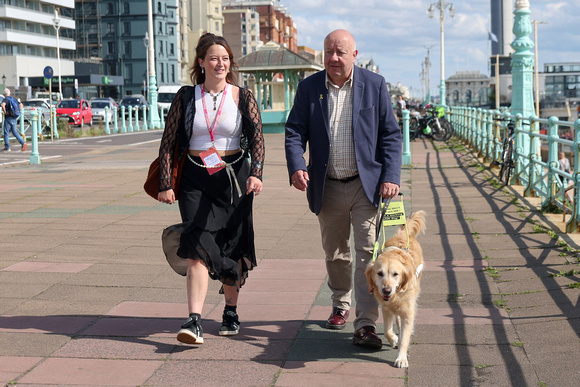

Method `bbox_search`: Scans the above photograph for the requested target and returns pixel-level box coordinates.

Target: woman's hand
[158,189,176,204]
[246,176,262,195]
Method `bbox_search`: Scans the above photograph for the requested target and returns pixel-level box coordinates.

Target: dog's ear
[398,261,413,293]
[365,263,375,293]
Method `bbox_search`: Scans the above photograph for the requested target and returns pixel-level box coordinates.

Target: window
[215,21,219,32]
[108,41,116,55]
[157,2,162,13]
[107,22,115,35]
[124,41,131,57]
[123,22,131,35]
[123,2,129,14]
[158,22,163,34]
[160,63,165,83]
[168,27,174,36]
[124,63,133,82]
[171,65,175,83]
[107,3,114,14]
[169,43,174,56]
[159,41,163,55]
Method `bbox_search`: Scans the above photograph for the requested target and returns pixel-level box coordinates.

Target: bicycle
[497,120,516,185]
[409,105,454,141]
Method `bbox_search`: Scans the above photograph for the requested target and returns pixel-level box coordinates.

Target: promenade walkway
[0,133,578,386]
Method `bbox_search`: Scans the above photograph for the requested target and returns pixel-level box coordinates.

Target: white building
[0,0,76,98]
[188,0,223,66]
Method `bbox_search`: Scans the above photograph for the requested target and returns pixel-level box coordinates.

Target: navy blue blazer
[285,66,402,215]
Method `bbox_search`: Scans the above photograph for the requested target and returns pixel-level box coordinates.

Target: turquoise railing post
[544,116,559,209]
[402,109,411,165]
[50,107,58,139]
[120,106,127,133]
[29,110,40,164]
[142,106,148,131]
[127,106,133,132]
[477,108,484,156]
[134,106,140,131]
[113,106,118,134]
[568,119,580,232]
[483,110,492,163]
[19,113,25,140]
[104,107,110,134]
[159,106,165,128]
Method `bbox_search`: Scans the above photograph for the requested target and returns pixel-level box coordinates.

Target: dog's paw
[394,353,409,368]
[386,334,399,349]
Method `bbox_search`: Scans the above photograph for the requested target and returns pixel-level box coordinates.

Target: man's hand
[291,170,309,191]
[380,182,399,199]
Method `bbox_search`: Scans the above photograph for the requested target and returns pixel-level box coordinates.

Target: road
[0,130,163,167]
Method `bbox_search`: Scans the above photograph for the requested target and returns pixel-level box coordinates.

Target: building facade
[223,0,296,53]
[446,70,491,107]
[541,62,580,121]
[188,0,223,69]
[0,0,76,99]
[222,8,261,60]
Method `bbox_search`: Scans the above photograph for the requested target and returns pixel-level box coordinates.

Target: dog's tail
[404,210,426,240]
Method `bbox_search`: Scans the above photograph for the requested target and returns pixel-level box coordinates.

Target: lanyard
[201,84,228,144]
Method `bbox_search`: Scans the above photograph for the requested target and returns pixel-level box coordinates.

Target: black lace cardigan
[158,85,265,193]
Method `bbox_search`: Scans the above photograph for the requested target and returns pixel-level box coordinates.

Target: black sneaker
[219,310,240,336]
[177,314,204,344]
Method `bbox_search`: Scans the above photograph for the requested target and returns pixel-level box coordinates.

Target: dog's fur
[365,210,426,368]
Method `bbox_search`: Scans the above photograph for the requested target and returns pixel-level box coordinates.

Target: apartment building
[0,0,76,98]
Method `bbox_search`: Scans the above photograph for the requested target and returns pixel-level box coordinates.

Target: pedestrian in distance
[157,32,265,345]
[1,89,27,152]
[396,95,406,120]
[285,29,402,349]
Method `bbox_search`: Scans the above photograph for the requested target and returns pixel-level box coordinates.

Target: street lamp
[52,9,63,98]
[533,20,548,117]
[143,32,150,99]
[428,0,455,106]
[147,0,161,127]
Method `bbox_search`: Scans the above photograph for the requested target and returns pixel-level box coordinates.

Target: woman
[157,32,264,344]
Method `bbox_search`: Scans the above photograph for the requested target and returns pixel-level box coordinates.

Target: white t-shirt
[189,84,242,151]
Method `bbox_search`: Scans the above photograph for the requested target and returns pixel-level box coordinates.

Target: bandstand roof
[237,41,323,73]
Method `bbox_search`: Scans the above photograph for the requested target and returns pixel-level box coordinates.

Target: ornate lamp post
[52,9,63,98]
[428,0,455,106]
[143,32,150,98]
[147,0,161,128]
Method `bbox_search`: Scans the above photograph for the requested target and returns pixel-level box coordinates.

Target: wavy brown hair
[189,32,238,86]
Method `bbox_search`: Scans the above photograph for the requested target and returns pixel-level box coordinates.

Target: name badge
[199,146,225,175]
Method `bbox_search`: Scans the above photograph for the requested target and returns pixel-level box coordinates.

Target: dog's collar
[385,246,423,278]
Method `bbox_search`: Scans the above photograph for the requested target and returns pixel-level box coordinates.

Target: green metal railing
[450,106,580,233]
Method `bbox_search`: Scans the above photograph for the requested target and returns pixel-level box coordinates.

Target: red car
[56,99,93,127]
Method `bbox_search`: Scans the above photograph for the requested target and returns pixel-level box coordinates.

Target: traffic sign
[44,66,54,80]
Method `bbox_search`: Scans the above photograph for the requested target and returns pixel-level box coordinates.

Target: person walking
[285,29,402,349]
[1,89,27,152]
[157,32,265,345]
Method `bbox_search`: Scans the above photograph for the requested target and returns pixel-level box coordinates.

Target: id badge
[199,146,225,175]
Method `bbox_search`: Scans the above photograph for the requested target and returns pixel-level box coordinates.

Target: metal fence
[449,106,580,233]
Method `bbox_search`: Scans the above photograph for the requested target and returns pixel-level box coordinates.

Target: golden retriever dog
[365,210,426,368]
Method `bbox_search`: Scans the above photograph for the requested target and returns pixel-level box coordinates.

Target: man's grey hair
[3,89,10,97]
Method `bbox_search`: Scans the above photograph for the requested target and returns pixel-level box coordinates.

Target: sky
[288,0,580,99]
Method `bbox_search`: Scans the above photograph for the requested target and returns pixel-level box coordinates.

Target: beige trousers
[318,177,394,330]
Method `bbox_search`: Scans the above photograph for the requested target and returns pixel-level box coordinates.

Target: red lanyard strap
[201,84,228,143]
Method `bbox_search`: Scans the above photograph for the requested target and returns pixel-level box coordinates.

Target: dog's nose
[382,287,391,295]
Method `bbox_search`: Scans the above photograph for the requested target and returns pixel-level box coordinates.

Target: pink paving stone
[237,290,317,305]
[242,278,323,293]
[0,315,97,334]
[81,317,181,338]
[277,361,405,386]
[18,358,163,385]
[105,301,215,318]
[416,307,509,325]
[423,259,488,271]
[207,303,311,322]
[0,357,43,386]
[170,337,293,361]
[1,261,93,273]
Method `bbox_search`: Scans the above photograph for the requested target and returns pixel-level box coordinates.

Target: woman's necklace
[207,88,225,111]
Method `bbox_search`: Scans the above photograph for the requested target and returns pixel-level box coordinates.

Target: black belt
[328,174,359,183]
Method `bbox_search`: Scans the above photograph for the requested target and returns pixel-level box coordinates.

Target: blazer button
[324,164,327,168]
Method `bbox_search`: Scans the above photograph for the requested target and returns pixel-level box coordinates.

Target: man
[396,95,406,119]
[2,89,27,152]
[285,29,402,349]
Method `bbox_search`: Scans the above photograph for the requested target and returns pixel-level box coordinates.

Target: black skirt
[162,151,256,288]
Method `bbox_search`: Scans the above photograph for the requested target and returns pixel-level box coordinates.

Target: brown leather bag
[143,147,186,200]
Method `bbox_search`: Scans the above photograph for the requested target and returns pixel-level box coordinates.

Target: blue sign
[44,66,54,80]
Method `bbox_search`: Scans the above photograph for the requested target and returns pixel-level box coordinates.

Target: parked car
[90,97,118,124]
[157,85,183,116]
[119,95,149,117]
[21,99,51,128]
[56,99,93,127]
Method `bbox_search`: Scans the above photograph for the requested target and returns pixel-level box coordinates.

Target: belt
[328,174,359,183]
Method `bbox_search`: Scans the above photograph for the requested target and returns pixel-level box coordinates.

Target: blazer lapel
[318,84,330,139]
[352,72,364,135]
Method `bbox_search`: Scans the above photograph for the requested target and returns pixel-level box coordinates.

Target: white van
[157,85,184,115]
[34,91,63,106]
